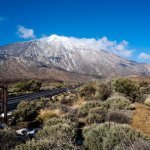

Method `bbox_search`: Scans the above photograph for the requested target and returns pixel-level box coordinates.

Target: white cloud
[139,53,150,60]
[46,34,133,57]
[96,37,133,57]
[17,25,36,39]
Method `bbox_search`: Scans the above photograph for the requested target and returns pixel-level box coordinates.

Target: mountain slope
[0,35,149,81]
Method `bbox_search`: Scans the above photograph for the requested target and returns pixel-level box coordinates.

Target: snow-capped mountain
[0,34,150,81]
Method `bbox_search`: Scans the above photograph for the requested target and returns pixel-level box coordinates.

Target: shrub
[61,113,78,122]
[122,138,150,150]
[95,82,112,101]
[86,107,107,124]
[16,114,80,149]
[37,118,78,140]
[77,101,104,117]
[79,83,96,98]
[46,101,69,113]
[14,100,39,122]
[85,113,105,125]
[14,80,42,92]
[15,133,79,150]
[60,95,77,106]
[79,82,111,101]
[44,117,77,129]
[0,128,22,149]
[26,80,42,92]
[106,111,130,124]
[83,122,150,150]
[112,78,143,102]
[54,92,78,106]
[13,82,29,92]
[14,98,70,122]
[23,118,78,150]
[35,98,51,109]
[139,81,150,94]
[104,96,131,110]
[89,106,107,115]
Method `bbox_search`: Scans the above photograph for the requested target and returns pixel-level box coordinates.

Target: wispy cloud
[47,34,133,57]
[0,16,6,22]
[17,25,36,39]
[96,37,133,57]
[139,53,150,60]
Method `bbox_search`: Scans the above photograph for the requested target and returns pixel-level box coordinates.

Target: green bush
[14,100,39,122]
[139,81,150,94]
[39,118,78,138]
[58,94,78,106]
[15,134,79,150]
[79,83,96,98]
[35,97,51,109]
[79,82,111,101]
[83,122,150,150]
[112,78,143,102]
[61,113,78,122]
[28,80,42,92]
[95,82,112,101]
[85,113,104,125]
[77,101,104,117]
[89,106,107,115]
[0,128,21,149]
[86,107,107,124]
[123,138,150,150]
[104,96,131,110]
[15,118,79,150]
[14,98,70,122]
[14,80,42,92]
[44,117,77,129]
[47,101,70,113]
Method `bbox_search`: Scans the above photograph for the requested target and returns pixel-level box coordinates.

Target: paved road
[0,87,69,111]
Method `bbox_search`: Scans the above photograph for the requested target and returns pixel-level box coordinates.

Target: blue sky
[0,0,150,63]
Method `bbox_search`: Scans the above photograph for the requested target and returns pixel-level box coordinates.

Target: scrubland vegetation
[1,78,150,149]
[14,80,42,92]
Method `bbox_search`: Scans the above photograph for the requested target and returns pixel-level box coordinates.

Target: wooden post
[0,84,8,124]
[0,87,3,113]
[3,85,7,124]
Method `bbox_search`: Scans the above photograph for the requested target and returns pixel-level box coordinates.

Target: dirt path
[131,103,150,135]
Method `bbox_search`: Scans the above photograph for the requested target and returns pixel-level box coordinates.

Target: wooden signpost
[0,84,8,124]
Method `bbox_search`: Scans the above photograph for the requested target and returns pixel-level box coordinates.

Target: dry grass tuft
[71,97,87,110]
[131,103,150,135]
[38,109,61,121]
